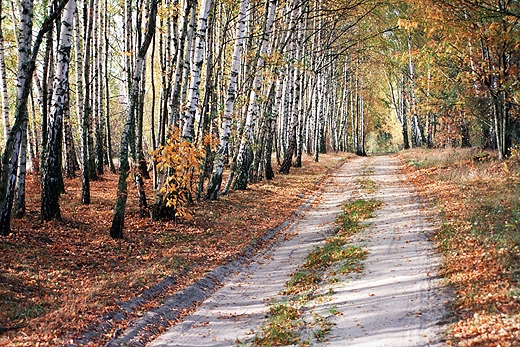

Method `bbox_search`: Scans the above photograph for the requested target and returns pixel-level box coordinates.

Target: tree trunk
[94,0,104,176]
[0,0,68,235]
[42,0,76,221]
[279,64,300,174]
[64,94,79,178]
[110,0,157,238]
[13,118,27,218]
[0,2,10,142]
[181,0,211,141]
[103,0,115,173]
[205,0,248,199]
[263,82,276,180]
[81,0,94,204]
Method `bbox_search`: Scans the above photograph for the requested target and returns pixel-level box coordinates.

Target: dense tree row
[384,1,520,157]
[0,0,518,236]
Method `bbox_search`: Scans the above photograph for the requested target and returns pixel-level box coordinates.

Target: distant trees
[382,1,520,157]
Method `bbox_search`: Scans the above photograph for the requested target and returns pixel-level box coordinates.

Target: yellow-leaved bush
[152,128,207,220]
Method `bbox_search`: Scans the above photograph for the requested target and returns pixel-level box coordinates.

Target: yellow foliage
[397,18,418,31]
[152,128,206,220]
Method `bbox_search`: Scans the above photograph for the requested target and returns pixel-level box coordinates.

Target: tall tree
[181,0,211,141]
[110,0,158,238]
[0,0,69,235]
[0,1,10,143]
[41,0,76,221]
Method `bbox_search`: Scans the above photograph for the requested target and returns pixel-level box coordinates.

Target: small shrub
[151,128,207,220]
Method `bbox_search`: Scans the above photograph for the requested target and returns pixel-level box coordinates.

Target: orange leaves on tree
[152,127,209,220]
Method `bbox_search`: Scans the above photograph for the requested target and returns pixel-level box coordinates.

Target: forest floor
[0,153,353,347]
[2,148,520,347]
[400,148,520,346]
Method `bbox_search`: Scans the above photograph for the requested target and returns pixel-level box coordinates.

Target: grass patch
[311,312,334,342]
[337,199,382,231]
[252,198,381,345]
[356,177,377,193]
[253,303,302,346]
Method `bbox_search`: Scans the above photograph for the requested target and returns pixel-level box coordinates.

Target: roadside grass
[252,198,381,346]
[399,148,520,347]
[0,153,353,347]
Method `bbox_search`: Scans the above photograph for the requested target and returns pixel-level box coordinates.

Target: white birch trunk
[41,0,76,221]
[205,0,249,199]
[0,0,33,234]
[169,0,196,128]
[74,8,83,129]
[0,3,10,142]
[181,0,211,141]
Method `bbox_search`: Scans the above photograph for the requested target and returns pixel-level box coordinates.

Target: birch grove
[0,0,517,236]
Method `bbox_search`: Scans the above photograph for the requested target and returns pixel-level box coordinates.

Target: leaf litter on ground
[0,153,353,347]
[399,148,520,347]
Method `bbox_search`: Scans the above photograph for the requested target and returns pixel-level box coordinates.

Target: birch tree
[41,0,76,221]
[205,0,251,199]
[0,0,69,235]
[0,2,10,143]
[110,0,158,239]
[181,0,211,141]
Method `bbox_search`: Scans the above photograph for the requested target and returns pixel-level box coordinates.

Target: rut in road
[148,155,447,347]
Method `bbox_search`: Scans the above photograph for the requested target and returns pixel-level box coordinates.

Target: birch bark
[205,0,250,199]
[41,0,76,221]
[0,2,9,142]
[181,0,211,141]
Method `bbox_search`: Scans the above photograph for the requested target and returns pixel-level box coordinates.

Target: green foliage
[337,199,382,232]
[152,128,206,220]
[253,303,302,346]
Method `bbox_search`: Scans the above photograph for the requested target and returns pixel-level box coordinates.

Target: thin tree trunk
[0,2,10,142]
[263,82,276,180]
[205,0,248,199]
[110,0,157,239]
[42,0,76,221]
[64,90,79,178]
[103,0,115,173]
[181,0,211,141]
[13,118,27,218]
[81,0,94,204]
[94,0,104,175]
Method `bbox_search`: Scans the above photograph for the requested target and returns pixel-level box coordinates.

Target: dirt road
[147,155,447,347]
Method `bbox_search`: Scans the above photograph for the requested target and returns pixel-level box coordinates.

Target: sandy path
[147,155,447,347]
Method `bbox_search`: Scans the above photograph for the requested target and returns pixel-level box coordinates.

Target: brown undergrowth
[0,153,352,347]
[399,148,520,347]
